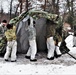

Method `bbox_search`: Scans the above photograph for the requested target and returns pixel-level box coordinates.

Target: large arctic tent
[9,10,62,53]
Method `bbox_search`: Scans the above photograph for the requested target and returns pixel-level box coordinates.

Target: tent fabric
[17,18,47,53]
[9,10,62,53]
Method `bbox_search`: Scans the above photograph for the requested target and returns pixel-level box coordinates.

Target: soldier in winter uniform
[51,22,73,56]
[46,18,62,60]
[4,24,17,62]
[59,22,74,54]
[25,17,37,61]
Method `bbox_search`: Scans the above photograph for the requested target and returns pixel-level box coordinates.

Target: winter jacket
[5,26,16,41]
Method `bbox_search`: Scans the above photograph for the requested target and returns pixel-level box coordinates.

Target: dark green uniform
[46,23,56,38]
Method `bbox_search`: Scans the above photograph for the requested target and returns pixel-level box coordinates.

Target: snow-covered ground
[0,35,76,75]
[0,48,76,75]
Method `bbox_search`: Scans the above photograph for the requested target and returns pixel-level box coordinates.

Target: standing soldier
[25,17,37,62]
[0,20,7,55]
[46,18,62,60]
[4,24,17,62]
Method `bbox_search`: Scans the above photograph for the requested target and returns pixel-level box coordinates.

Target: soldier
[25,17,37,62]
[0,20,7,33]
[46,19,61,60]
[59,22,74,54]
[4,24,17,62]
[0,20,7,37]
[0,20,7,55]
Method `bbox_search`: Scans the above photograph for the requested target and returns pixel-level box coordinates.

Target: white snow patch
[0,62,76,75]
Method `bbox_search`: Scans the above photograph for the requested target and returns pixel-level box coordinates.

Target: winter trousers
[4,40,17,61]
[26,39,37,60]
[47,37,61,58]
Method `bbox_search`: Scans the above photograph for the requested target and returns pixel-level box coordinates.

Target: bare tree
[44,0,46,11]
[26,0,28,11]
[10,0,13,19]
[18,0,23,13]
[14,3,20,17]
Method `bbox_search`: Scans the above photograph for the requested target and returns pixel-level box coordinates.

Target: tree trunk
[56,0,59,15]
[44,0,46,11]
[14,4,20,17]
[71,0,74,16]
[26,0,28,11]
[52,0,55,13]
[10,0,13,19]
[18,0,23,13]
